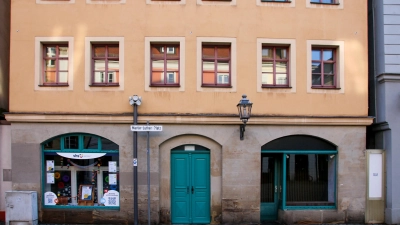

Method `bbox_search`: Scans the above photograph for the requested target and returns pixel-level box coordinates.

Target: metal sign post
[130,123,163,225]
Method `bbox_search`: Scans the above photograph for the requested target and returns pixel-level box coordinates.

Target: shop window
[42,133,119,208]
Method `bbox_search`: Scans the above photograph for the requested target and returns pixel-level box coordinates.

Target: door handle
[275,186,277,193]
[192,186,194,194]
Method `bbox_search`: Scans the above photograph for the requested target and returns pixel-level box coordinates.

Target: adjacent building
[5,0,371,224]
[368,0,400,224]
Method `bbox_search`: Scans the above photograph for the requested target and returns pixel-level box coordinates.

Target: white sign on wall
[57,152,106,160]
[369,153,383,198]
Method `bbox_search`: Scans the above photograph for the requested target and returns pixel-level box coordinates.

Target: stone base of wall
[278,209,364,224]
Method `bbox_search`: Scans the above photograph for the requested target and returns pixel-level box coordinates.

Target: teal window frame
[41,133,119,210]
[261,150,337,210]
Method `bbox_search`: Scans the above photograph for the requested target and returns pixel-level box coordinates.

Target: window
[150,44,180,86]
[197,0,236,5]
[42,45,69,86]
[36,0,75,4]
[35,37,74,91]
[261,0,290,2]
[86,0,126,3]
[311,48,336,88]
[91,44,119,86]
[310,0,336,3]
[257,0,294,7]
[42,134,120,208]
[262,46,289,87]
[146,0,185,4]
[202,45,231,87]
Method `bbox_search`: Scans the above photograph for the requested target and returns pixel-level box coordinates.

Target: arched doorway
[260,135,337,222]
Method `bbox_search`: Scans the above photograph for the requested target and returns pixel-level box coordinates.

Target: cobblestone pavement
[0,222,388,225]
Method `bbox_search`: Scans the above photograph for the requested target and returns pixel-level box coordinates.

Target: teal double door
[171,151,210,224]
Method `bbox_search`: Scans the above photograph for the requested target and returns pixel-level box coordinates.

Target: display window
[42,133,119,208]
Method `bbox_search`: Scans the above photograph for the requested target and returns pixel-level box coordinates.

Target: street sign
[130,125,163,132]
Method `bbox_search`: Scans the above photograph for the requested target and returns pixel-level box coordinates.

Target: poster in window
[46,160,54,172]
[109,174,117,185]
[47,173,55,184]
[81,185,93,200]
[109,161,117,172]
[103,190,119,206]
[44,192,57,205]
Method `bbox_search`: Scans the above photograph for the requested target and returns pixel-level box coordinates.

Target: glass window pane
[202,46,215,59]
[46,47,56,57]
[166,72,178,84]
[322,0,334,3]
[94,60,105,71]
[203,61,215,72]
[217,61,229,73]
[262,73,273,85]
[262,62,273,73]
[312,50,321,61]
[44,72,56,83]
[217,73,229,84]
[152,60,165,72]
[108,46,119,57]
[94,72,105,83]
[276,48,288,59]
[83,136,98,149]
[166,46,179,58]
[202,72,215,84]
[93,46,106,57]
[108,60,120,71]
[44,137,61,150]
[151,72,164,84]
[59,60,68,71]
[151,46,164,58]
[45,60,56,71]
[276,62,287,73]
[324,75,334,86]
[262,48,273,59]
[64,136,79,149]
[261,156,275,202]
[312,74,321,85]
[101,138,119,150]
[217,46,230,58]
[59,72,68,83]
[312,62,321,73]
[59,47,68,57]
[108,72,118,83]
[167,60,179,71]
[324,63,334,74]
[323,50,334,61]
[276,73,288,85]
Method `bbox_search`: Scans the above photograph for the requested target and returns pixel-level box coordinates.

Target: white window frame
[36,0,75,4]
[197,37,237,92]
[86,0,126,4]
[34,37,74,91]
[256,38,296,93]
[197,0,236,6]
[146,0,186,5]
[307,40,345,93]
[85,37,124,92]
[145,37,186,92]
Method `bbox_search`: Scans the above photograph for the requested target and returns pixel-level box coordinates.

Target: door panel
[171,152,210,224]
[260,154,281,222]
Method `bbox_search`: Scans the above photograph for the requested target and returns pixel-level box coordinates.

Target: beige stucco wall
[9,122,366,223]
[9,0,368,117]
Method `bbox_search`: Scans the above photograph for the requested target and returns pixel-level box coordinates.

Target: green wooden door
[260,154,281,222]
[171,151,210,224]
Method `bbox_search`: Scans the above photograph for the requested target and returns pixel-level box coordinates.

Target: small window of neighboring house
[310,0,337,4]
[262,46,289,87]
[202,45,231,87]
[42,44,69,86]
[311,48,336,88]
[91,44,119,86]
[150,44,180,87]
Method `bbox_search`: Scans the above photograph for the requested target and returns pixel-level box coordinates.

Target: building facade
[0,0,11,222]
[6,0,370,224]
[368,0,400,224]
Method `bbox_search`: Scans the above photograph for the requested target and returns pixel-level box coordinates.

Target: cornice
[377,73,400,84]
[4,113,373,126]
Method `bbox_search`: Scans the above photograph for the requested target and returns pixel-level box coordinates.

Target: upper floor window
[202,45,231,87]
[310,0,337,4]
[91,44,119,86]
[42,44,69,86]
[311,48,336,88]
[261,0,290,2]
[151,44,180,87]
[262,46,289,87]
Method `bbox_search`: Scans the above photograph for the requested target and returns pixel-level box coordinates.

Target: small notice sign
[130,125,163,132]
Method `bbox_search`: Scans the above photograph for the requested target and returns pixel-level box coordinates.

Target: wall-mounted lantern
[237,94,253,140]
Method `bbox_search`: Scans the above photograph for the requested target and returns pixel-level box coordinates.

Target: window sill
[89,84,120,87]
[202,0,231,1]
[262,86,292,88]
[201,85,232,88]
[39,84,69,87]
[310,2,339,5]
[311,86,340,90]
[43,205,120,210]
[150,84,181,87]
[261,1,291,3]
